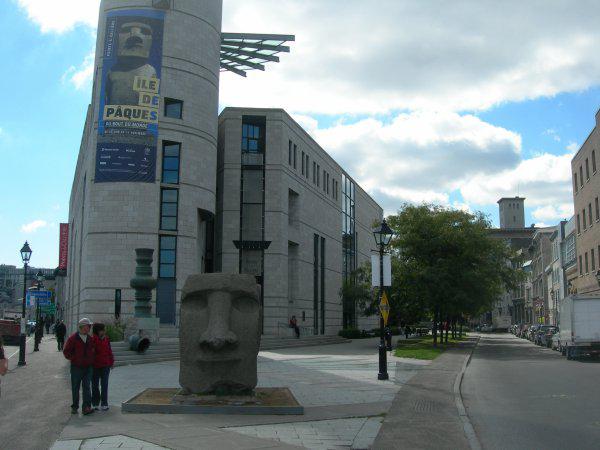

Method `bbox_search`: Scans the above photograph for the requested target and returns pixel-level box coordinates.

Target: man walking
[63,318,95,416]
[55,320,67,351]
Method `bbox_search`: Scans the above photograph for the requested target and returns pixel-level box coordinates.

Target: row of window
[573,149,597,194]
[578,246,600,276]
[576,196,600,234]
[288,139,339,200]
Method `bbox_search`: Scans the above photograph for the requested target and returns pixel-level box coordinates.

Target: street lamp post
[18,242,32,366]
[373,219,394,381]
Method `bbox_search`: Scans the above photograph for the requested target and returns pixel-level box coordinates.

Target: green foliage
[106,322,124,342]
[338,328,363,339]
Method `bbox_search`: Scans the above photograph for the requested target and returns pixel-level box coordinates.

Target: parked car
[0,318,21,345]
[539,326,558,347]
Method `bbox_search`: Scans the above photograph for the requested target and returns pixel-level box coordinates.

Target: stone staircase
[112,327,349,367]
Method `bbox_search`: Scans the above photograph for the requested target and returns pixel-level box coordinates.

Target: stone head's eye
[232,297,257,314]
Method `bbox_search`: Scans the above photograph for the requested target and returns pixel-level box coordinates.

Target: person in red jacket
[63,318,95,415]
[91,323,114,411]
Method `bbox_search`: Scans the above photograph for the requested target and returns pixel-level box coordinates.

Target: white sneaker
[101,406,109,411]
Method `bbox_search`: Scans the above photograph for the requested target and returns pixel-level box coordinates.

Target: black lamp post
[18,241,32,366]
[373,219,394,381]
[34,270,44,352]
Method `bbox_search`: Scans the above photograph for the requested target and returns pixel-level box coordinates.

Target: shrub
[338,328,363,339]
[106,322,125,342]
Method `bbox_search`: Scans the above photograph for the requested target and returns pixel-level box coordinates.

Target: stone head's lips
[197,356,241,363]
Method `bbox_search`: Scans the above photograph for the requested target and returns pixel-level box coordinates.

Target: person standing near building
[91,323,114,411]
[63,318,95,415]
[44,315,52,334]
[55,320,67,351]
[0,336,8,398]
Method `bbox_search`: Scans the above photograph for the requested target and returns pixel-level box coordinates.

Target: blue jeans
[92,367,110,407]
[70,366,92,410]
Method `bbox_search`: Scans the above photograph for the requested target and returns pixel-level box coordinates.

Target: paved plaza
[49,337,428,450]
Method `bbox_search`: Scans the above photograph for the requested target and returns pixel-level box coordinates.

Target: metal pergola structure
[220,33,295,77]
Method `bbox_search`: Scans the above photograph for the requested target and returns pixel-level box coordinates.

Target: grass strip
[393,335,467,360]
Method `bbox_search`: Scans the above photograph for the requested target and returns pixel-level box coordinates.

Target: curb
[453,335,482,450]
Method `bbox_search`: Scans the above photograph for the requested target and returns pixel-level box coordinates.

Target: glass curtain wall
[341,173,357,329]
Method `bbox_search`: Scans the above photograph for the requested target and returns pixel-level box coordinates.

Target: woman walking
[91,323,114,411]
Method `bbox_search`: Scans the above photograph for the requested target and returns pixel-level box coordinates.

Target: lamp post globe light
[373,219,394,381]
[18,241,32,366]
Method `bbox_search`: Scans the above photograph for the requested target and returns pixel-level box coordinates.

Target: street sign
[380,291,391,326]
[41,305,56,314]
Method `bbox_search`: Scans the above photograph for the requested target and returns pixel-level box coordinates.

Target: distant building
[547,221,568,325]
[571,109,600,295]
[488,197,536,329]
[0,265,54,306]
[498,197,526,229]
[561,216,578,296]
[531,227,556,324]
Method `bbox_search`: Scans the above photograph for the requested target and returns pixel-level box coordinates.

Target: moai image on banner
[95,9,165,183]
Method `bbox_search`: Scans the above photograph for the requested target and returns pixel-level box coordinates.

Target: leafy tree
[358,204,522,345]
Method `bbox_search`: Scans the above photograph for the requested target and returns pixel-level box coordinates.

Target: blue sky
[2,0,600,268]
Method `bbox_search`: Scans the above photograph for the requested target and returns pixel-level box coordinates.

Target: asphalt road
[462,333,600,450]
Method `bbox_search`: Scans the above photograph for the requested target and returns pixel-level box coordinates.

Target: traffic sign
[41,305,56,314]
[380,291,391,326]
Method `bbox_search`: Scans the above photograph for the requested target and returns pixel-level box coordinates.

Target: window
[326,172,330,195]
[162,142,181,184]
[316,165,320,187]
[592,249,596,272]
[164,98,183,119]
[593,150,597,173]
[577,214,581,234]
[586,158,590,180]
[580,166,584,187]
[160,188,178,231]
[289,140,292,165]
[585,252,589,274]
[159,236,177,278]
[305,154,310,179]
[590,204,594,226]
[579,255,583,275]
[583,209,587,230]
[242,123,261,153]
[596,198,599,222]
[323,171,326,192]
[293,144,297,169]
[312,162,316,183]
[301,151,305,175]
[574,173,578,194]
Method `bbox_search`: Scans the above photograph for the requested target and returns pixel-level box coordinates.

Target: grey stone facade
[216,108,381,336]
[64,3,382,336]
[64,0,221,331]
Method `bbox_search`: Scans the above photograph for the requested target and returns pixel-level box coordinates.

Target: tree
[358,204,522,345]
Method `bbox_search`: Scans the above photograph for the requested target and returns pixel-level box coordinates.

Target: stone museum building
[62,0,382,335]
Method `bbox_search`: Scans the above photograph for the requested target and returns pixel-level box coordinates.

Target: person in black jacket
[56,320,67,351]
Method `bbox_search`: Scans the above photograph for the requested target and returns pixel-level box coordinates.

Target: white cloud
[63,51,95,90]
[460,151,574,212]
[16,0,100,33]
[222,0,600,114]
[21,220,48,233]
[307,110,521,209]
[566,142,580,153]
[532,204,573,222]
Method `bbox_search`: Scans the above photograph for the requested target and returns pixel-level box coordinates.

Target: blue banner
[95,9,165,183]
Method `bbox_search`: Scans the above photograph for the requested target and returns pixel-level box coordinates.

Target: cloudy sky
[1,0,599,267]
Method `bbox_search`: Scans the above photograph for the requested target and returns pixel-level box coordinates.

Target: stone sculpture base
[121,387,303,415]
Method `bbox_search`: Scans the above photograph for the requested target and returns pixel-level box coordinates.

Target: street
[462,333,600,450]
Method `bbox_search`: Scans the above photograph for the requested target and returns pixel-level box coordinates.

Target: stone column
[128,248,160,343]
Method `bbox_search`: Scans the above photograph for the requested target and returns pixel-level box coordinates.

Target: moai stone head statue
[179,274,261,395]
[117,21,154,59]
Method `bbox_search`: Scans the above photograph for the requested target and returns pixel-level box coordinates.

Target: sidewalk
[0,335,71,450]
[50,337,428,450]
[372,337,478,450]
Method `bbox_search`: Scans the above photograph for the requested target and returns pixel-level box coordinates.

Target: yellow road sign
[380,291,390,326]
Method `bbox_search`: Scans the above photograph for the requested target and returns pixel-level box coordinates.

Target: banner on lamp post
[371,254,391,287]
[59,223,69,271]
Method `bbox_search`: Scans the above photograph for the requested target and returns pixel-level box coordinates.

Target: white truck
[559,295,600,360]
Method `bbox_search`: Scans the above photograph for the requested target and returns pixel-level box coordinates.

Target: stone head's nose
[200,330,238,351]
